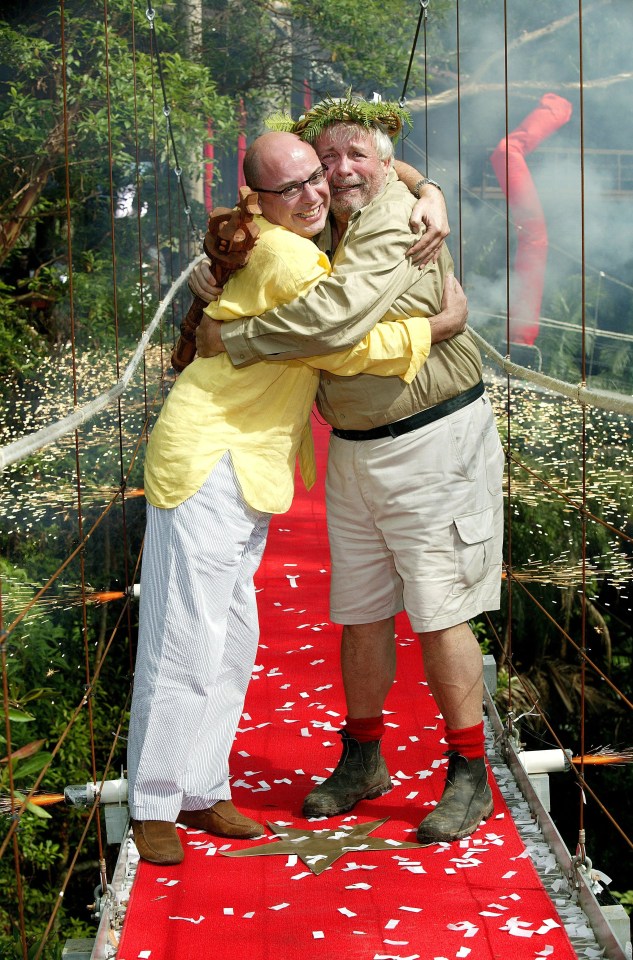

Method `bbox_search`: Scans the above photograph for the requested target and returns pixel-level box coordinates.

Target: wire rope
[399,1,429,109]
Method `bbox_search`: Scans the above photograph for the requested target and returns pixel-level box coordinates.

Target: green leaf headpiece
[266,92,412,144]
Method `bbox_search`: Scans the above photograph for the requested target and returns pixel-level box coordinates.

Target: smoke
[403,0,633,383]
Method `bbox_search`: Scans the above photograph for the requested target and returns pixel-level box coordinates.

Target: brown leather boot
[131,819,184,865]
[302,730,392,817]
[178,800,263,839]
[416,752,493,843]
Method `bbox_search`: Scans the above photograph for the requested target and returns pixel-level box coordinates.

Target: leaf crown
[265,91,412,144]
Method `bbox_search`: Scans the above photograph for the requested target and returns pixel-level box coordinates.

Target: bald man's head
[242,132,329,238]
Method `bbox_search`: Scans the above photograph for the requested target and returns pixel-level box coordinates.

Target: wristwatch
[413,176,442,198]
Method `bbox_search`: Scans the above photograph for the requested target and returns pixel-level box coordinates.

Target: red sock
[445,721,485,760]
[344,714,385,742]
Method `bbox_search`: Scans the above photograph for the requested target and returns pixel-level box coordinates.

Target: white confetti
[447,922,477,933]
[269,903,290,911]
[168,915,205,924]
[372,954,419,960]
[339,907,357,917]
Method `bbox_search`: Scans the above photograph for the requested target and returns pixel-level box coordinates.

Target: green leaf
[11,791,53,820]
[7,707,35,723]
[25,799,52,819]
[11,752,53,780]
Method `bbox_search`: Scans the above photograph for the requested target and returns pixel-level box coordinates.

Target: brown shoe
[131,819,184,865]
[177,800,263,839]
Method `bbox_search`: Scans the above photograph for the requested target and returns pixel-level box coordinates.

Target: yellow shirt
[144,216,431,514]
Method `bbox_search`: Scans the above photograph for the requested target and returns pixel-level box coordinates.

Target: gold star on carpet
[221,818,422,876]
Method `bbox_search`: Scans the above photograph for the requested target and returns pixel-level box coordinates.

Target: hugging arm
[392,159,450,266]
[196,272,468,365]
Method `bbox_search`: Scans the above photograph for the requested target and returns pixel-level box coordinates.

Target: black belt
[331,381,485,441]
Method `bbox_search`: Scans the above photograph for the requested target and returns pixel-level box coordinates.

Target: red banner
[490,93,572,345]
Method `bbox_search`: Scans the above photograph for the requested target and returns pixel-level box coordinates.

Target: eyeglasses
[252,164,328,201]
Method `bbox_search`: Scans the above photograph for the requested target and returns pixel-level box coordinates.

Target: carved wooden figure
[171,187,261,372]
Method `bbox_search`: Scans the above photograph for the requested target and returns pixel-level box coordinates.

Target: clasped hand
[189,261,226,357]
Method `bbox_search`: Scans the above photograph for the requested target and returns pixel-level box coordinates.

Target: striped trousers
[127,454,271,821]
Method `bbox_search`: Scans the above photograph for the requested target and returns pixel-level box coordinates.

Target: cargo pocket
[452,506,495,592]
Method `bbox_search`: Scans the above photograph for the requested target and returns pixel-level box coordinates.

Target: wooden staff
[171,187,261,372]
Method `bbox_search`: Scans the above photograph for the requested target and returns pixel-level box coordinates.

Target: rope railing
[0,258,203,473]
[470,328,633,416]
[1,310,630,477]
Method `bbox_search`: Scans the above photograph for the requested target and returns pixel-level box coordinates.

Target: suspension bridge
[1,2,632,959]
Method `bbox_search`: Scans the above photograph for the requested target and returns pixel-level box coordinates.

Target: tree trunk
[0,108,78,267]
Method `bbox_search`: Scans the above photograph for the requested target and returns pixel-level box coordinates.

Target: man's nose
[334,155,353,176]
[301,180,322,200]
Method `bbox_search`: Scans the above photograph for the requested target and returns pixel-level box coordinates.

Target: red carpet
[118,415,579,960]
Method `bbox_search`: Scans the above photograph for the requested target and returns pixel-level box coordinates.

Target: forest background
[0,1,631,958]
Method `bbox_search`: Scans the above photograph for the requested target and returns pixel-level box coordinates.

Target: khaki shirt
[144,216,431,513]
[221,170,482,431]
